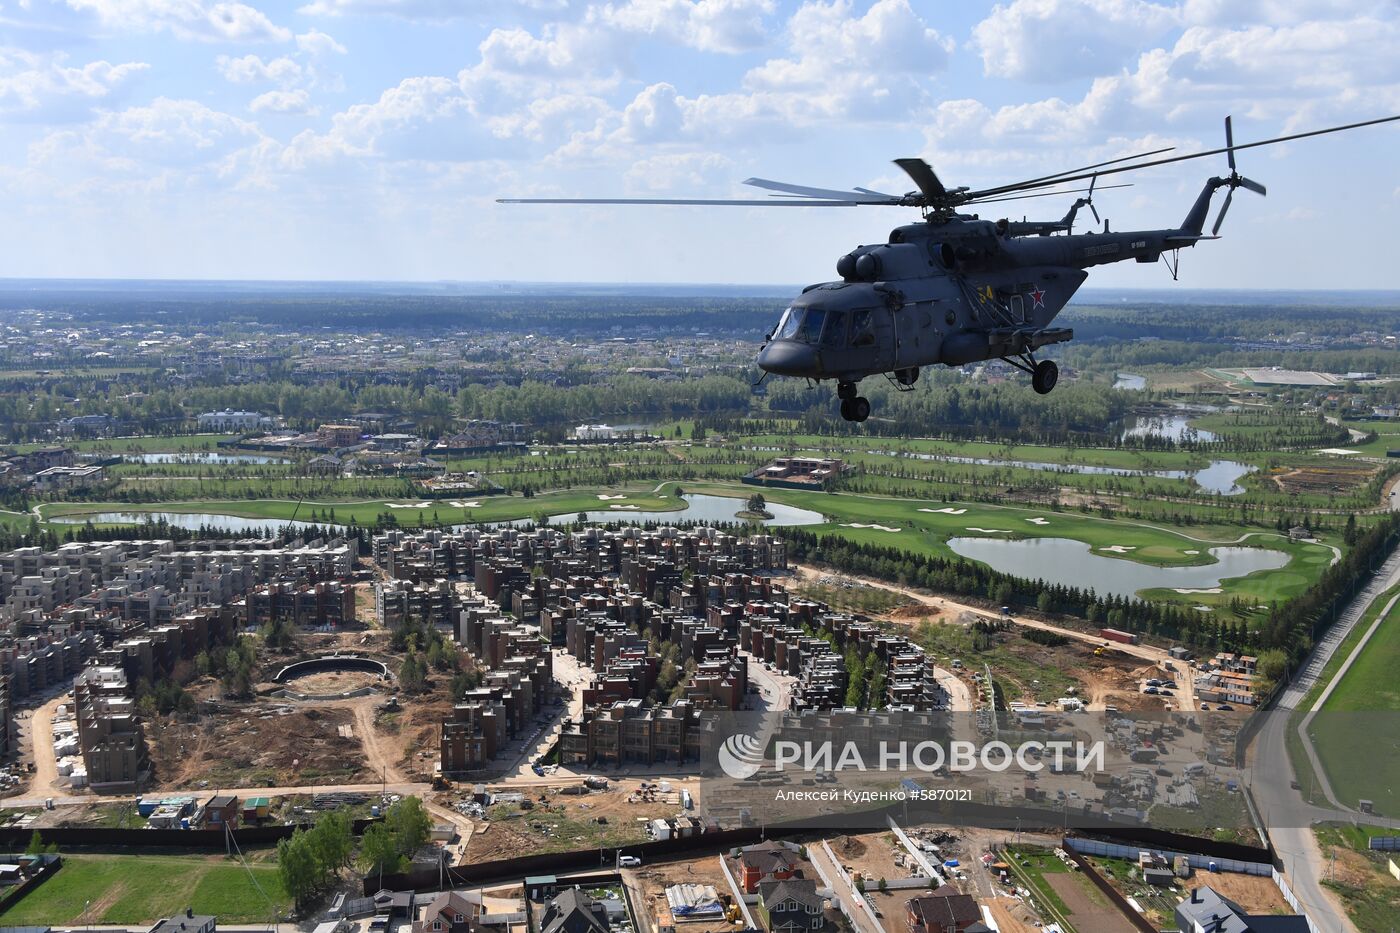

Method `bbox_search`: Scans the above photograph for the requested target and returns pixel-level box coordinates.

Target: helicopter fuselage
[755,215,1195,388]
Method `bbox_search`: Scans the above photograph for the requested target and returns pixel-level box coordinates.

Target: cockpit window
[797,308,826,344]
[821,310,846,349]
[776,308,802,341]
[851,308,876,347]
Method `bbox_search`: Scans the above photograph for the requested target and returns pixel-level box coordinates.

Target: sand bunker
[1183,549,1199,555]
[1317,448,1361,456]
[386,502,432,509]
[919,507,967,515]
[1175,587,1223,594]
[447,500,481,508]
[965,527,1011,534]
[1025,517,1050,525]
[841,523,902,532]
[597,494,628,500]
[1098,545,1138,553]
[609,504,641,510]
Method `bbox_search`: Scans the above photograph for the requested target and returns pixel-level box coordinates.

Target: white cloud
[623,151,733,191]
[297,0,565,18]
[62,0,292,42]
[484,92,611,141]
[0,49,148,120]
[295,28,347,56]
[280,75,469,167]
[971,0,1179,81]
[29,97,271,201]
[217,53,302,85]
[748,0,953,89]
[593,0,775,53]
[250,88,316,114]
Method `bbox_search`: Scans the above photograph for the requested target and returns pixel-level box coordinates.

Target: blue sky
[0,0,1397,287]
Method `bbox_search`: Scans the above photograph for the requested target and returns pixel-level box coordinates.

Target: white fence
[1271,867,1324,933]
[1064,837,1272,876]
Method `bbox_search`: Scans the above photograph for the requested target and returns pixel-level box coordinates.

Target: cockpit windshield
[773,307,830,345]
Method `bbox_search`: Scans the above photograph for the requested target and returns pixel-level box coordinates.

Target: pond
[127,452,290,464]
[48,510,305,533]
[945,536,1291,600]
[1119,407,1219,443]
[1113,373,1147,390]
[47,494,829,533]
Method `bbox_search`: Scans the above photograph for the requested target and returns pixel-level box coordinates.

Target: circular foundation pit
[273,654,391,700]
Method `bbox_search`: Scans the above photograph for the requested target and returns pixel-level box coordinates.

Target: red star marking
[1029,286,1046,309]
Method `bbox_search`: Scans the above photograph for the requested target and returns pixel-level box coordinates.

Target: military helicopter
[501,114,1399,422]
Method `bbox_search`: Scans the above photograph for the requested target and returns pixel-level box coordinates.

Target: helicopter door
[1008,293,1026,324]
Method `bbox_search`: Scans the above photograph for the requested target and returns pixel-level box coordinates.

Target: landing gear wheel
[837,381,858,400]
[851,397,871,422]
[839,398,855,421]
[896,367,919,386]
[1032,359,1059,395]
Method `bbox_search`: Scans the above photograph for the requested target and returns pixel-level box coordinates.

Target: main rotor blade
[743,177,896,203]
[1239,176,1267,196]
[497,197,861,207]
[1225,115,1236,172]
[963,182,1132,205]
[893,158,946,199]
[968,113,1400,199]
[973,146,1174,200]
[1212,187,1234,236]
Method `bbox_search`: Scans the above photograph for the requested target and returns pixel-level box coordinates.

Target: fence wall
[1064,837,1272,876]
[1271,867,1325,933]
[366,827,784,894]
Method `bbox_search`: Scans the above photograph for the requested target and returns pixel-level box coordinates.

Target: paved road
[1248,544,1400,933]
[808,840,885,933]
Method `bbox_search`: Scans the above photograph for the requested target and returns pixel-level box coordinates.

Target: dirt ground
[887,605,944,622]
[1045,872,1137,933]
[147,702,371,789]
[633,855,739,933]
[461,784,681,862]
[1195,870,1294,915]
[1271,464,1375,496]
[828,831,910,888]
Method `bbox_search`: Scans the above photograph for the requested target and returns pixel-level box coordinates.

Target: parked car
[618,856,641,867]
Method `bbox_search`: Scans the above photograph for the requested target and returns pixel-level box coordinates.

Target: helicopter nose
[757,340,818,376]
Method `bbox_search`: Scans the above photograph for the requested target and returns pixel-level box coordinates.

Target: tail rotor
[1212,115,1268,234]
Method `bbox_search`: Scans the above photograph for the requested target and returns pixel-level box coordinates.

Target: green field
[0,853,287,924]
[1305,585,1400,811]
[1342,419,1400,457]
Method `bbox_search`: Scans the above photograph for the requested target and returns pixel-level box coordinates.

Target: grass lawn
[39,484,686,527]
[0,853,287,925]
[1003,845,1077,931]
[1305,585,1400,811]
[1341,419,1400,457]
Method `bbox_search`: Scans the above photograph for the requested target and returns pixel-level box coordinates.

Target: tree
[746,492,767,513]
[385,795,432,857]
[359,823,401,875]
[399,651,426,693]
[278,829,319,909]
